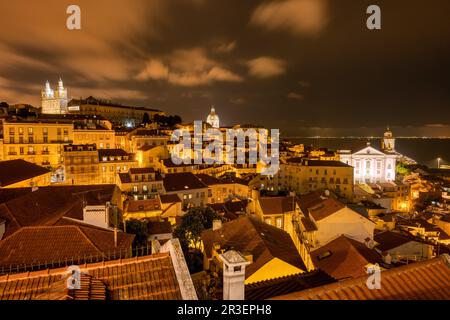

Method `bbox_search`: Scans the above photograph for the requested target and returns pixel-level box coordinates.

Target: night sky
[0,0,449,137]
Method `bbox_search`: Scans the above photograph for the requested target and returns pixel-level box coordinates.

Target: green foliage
[173,207,223,252]
[396,162,411,175]
[142,112,151,125]
[125,219,149,248]
[154,114,182,127]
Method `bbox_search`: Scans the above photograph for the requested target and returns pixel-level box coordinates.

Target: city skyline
[0,0,449,137]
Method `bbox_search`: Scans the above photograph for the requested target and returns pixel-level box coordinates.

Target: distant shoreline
[283,137,450,139]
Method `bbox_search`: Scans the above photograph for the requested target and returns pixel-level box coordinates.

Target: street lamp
[437,157,441,169]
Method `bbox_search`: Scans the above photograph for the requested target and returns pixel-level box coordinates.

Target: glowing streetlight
[437,157,441,169]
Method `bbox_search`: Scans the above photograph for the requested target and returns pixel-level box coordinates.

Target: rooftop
[69,96,162,113]
[201,216,307,279]
[0,253,183,300]
[0,160,50,187]
[163,172,207,192]
[308,198,346,221]
[311,235,383,280]
[374,231,416,252]
[271,254,450,300]
[0,225,134,267]
[245,270,336,300]
[0,185,118,238]
[258,196,296,215]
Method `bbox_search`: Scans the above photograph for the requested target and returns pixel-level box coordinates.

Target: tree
[173,207,222,252]
[125,219,149,248]
[142,112,151,125]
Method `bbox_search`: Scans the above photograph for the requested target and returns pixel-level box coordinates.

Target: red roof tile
[0,225,134,267]
[271,254,450,300]
[0,160,50,187]
[311,235,383,280]
[0,253,183,300]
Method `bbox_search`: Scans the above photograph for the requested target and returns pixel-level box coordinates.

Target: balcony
[50,140,73,144]
[27,151,36,155]
[8,152,17,155]
[42,161,51,166]
[42,151,50,155]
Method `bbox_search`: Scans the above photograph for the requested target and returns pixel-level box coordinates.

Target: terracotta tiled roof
[130,167,155,174]
[258,196,296,215]
[195,174,220,186]
[126,198,161,212]
[0,160,50,187]
[98,149,129,158]
[308,198,345,221]
[311,235,383,280]
[301,217,317,232]
[160,194,182,203]
[0,185,118,237]
[245,270,336,300]
[0,225,134,267]
[147,221,172,235]
[0,253,183,300]
[201,216,307,279]
[374,231,415,251]
[163,172,207,192]
[297,191,324,214]
[271,254,450,300]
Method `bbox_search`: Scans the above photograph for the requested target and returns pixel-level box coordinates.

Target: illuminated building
[206,106,220,128]
[73,117,115,149]
[0,159,51,188]
[118,167,164,196]
[68,96,165,127]
[273,159,354,200]
[338,142,398,184]
[1,116,74,169]
[63,144,99,185]
[98,149,137,184]
[41,79,68,115]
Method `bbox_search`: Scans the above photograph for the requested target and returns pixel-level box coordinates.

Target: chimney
[220,250,251,300]
[364,237,374,249]
[213,219,222,231]
[382,251,392,265]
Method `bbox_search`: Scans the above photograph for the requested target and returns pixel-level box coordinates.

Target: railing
[0,245,151,276]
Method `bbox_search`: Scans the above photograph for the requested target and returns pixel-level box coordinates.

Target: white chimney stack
[220,250,251,300]
[213,219,222,231]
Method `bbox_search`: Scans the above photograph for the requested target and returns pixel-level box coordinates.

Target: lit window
[276,218,283,229]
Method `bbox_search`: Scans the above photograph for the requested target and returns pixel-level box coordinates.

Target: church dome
[206,106,220,128]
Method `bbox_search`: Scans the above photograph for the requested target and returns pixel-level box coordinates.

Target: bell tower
[381,126,395,152]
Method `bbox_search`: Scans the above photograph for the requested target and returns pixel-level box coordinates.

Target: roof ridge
[75,226,109,258]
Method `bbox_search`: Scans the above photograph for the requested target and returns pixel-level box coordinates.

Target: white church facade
[206,106,220,128]
[41,79,68,114]
[338,128,400,184]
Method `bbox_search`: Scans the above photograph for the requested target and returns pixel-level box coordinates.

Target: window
[133,186,138,193]
[143,185,148,192]
[19,128,24,135]
[43,127,48,134]
[57,128,62,135]
[28,136,34,143]
[265,218,272,225]
[276,218,283,229]
[63,128,68,135]
[9,137,14,143]
[28,128,33,134]
[102,166,106,172]
[20,147,24,155]
[9,128,14,135]
[110,166,114,172]
[43,136,48,143]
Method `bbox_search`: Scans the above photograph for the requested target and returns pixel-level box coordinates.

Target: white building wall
[314,207,375,248]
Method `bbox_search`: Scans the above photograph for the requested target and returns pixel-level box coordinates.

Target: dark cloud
[0,0,449,136]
